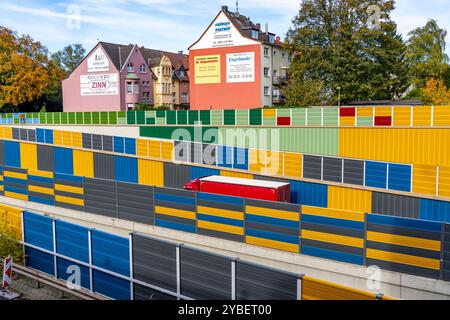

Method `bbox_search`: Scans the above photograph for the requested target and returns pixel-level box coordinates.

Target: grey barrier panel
[0,140,4,165]
[82,133,92,149]
[133,284,177,300]
[84,178,118,218]
[92,134,102,151]
[102,135,113,152]
[19,128,28,141]
[303,155,322,180]
[322,157,342,183]
[37,145,54,173]
[163,162,191,189]
[180,246,232,300]
[202,143,216,166]
[28,129,36,142]
[93,153,115,180]
[343,159,364,186]
[190,143,203,164]
[254,175,289,183]
[235,260,298,300]
[132,233,178,293]
[372,192,420,219]
[117,182,154,225]
[174,141,189,162]
[12,128,20,140]
[443,224,450,281]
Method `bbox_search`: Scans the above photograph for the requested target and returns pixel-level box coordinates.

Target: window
[127,63,134,72]
[182,93,189,104]
[127,82,133,94]
[134,83,139,94]
[264,67,270,77]
[282,53,286,58]
[264,86,270,96]
[264,47,269,57]
[273,70,278,77]
[140,64,147,73]
[251,29,259,39]
[268,34,275,44]
[172,93,176,103]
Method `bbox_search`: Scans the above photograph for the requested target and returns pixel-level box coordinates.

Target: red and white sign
[2,256,12,288]
[80,73,119,96]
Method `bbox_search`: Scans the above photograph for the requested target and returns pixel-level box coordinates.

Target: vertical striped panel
[388,163,411,192]
[289,180,328,207]
[20,143,37,171]
[434,106,450,126]
[138,159,164,187]
[136,139,149,157]
[412,164,437,196]
[72,132,82,148]
[438,166,450,198]
[91,229,130,276]
[443,224,450,281]
[73,150,94,178]
[419,199,450,223]
[23,211,54,251]
[149,140,161,159]
[366,214,442,279]
[301,206,365,265]
[245,199,300,253]
[197,192,245,242]
[4,141,20,168]
[115,156,138,184]
[154,187,197,233]
[328,186,371,213]
[54,147,73,175]
[161,141,174,161]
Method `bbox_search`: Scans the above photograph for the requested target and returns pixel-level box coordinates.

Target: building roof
[98,41,189,71]
[199,175,290,189]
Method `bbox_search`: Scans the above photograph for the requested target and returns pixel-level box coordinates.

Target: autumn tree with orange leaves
[0,27,65,112]
[420,78,450,105]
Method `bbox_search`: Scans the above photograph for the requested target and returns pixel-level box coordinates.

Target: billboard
[226,52,255,83]
[194,55,221,84]
[88,47,110,72]
[80,74,119,96]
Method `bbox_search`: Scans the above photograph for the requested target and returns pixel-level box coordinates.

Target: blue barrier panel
[420,199,450,223]
[54,147,73,175]
[57,258,90,290]
[55,220,89,263]
[289,181,328,208]
[124,138,136,155]
[25,247,54,276]
[388,164,411,192]
[91,229,130,277]
[233,147,249,170]
[23,211,53,251]
[4,141,20,168]
[113,137,125,153]
[93,270,130,300]
[190,166,220,180]
[365,161,387,189]
[114,156,138,184]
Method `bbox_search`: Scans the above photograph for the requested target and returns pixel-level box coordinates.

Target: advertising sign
[226,52,255,83]
[88,47,110,72]
[80,74,119,96]
[194,55,221,84]
[190,12,258,50]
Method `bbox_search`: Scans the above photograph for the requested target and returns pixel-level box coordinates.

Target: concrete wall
[3,195,449,300]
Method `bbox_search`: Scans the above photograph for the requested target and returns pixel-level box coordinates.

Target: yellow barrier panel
[0,203,22,240]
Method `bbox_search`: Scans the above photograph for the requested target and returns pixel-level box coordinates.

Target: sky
[0,0,449,55]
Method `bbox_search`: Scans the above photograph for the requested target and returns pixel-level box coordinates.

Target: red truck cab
[184,176,291,203]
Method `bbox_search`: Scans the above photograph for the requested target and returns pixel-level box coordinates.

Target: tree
[420,78,450,105]
[0,27,50,110]
[51,43,86,75]
[284,60,323,106]
[0,213,23,276]
[406,19,449,87]
[284,0,409,105]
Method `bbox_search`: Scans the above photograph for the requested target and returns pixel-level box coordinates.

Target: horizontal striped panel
[29,185,54,195]
[302,206,364,222]
[367,231,440,252]
[197,220,244,236]
[246,236,299,253]
[55,195,84,206]
[28,170,54,179]
[197,206,243,220]
[54,184,84,195]
[302,230,364,248]
[366,213,442,278]
[245,205,299,222]
[366,249,440,270]
[5,191,28,201]
[155,206,196,220]
[155,214,196,234]
[4,171,27,180]
[302,276,376,300]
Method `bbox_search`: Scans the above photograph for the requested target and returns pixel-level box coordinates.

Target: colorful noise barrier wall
[3,126,450,204]
[2,132,450,224]
[2,105,450,127]
[10,209,395,300]
[1,168,450,283]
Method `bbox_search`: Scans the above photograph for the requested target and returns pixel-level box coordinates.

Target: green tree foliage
[51,43,86,75]
[284,0,409,105]
[406,19,449,87]
[0,27,66,112]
